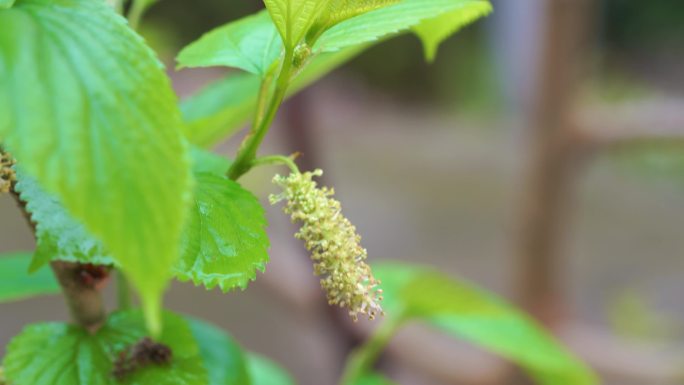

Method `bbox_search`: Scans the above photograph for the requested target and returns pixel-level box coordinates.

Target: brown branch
[3,148,108,332]
[49,261,108,332]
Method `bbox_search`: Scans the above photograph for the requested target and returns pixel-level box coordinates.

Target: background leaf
[190,146,233,175]
[412,1,492,61]
[247,353,296,385]
[374,262,598,385]
[181,73,260,147]
[0,252,60,303]
[3,310,207,385]
[315,0,491,52]
[188,317,251,385]
[263,0,331,49]
[181,45,364,148]
[177,11,282,76]
[0,0,193,333]
[14,171,114,272]
[175,172,269,292]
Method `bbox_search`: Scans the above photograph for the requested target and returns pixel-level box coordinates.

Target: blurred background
[2,0,684,384]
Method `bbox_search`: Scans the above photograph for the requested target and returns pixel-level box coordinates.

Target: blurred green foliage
[601,0,684,50]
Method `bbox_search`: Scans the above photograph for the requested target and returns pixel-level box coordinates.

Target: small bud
[0,150,16,194]
[271,169,383,321]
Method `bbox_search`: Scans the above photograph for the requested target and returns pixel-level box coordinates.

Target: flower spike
[270,169,383,321]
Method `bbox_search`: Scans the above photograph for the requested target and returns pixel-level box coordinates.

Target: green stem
[228,50,295,180]
[250,155,300,174]
[117,270,132,311]
[108,0,124,14]
[338,316,406,385]
[127,0,149,30]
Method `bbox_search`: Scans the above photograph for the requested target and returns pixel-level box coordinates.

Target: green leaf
[263,0,332,49]
[3,310,208,385]
[177,11,282,76]
[374,263,598,385]
[0,252,60,303]
[308,0,400,41]
[0,0,193,334]
[175,172,269,292]
[14,171,113,272]
[247,353,296,385]
[315,0,491,52]
[187,317,251,385]
[181,73,261,147]
[413,1,493,61]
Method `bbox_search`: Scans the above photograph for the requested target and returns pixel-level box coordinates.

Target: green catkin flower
[270,169,383,321]
[0,150,16,194]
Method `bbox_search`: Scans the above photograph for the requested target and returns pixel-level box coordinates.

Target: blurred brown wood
[514,0,594,326]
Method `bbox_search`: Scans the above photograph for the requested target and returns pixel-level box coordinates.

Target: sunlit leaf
[177,11,282,76]
[0,0,193,334]
[175,172,269,292]
[263,0,331,49]
[413,1,492,61]
[316,0,491,52]
[308,0,400,41]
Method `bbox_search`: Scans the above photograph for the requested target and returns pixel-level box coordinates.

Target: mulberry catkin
[270,169,383,321]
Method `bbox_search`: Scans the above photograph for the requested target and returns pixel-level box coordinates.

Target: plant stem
[228,50,295,180]
[50,261,107,332]
[250,155,300,174]
[117,270,133,310]
[5,156,108,332]
[127,0,149,31]
[338,316,406,385]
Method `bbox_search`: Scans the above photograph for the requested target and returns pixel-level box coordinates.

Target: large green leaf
[247,353,296,385]
[175,172,269,292]
[0,0,193,333]
[413,1,492,61]
[263,0,331,49]
[14,148,267,294]
[177,11,282,76]
[374,263,598,385]
[3,310,208,385]
[14,171,114,272]
[0,252,60,303]
[316,0,491,52]
[188,318,251,385]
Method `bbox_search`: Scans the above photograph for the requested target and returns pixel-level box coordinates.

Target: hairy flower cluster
[270,169,383,321]
[0,150,16,194]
